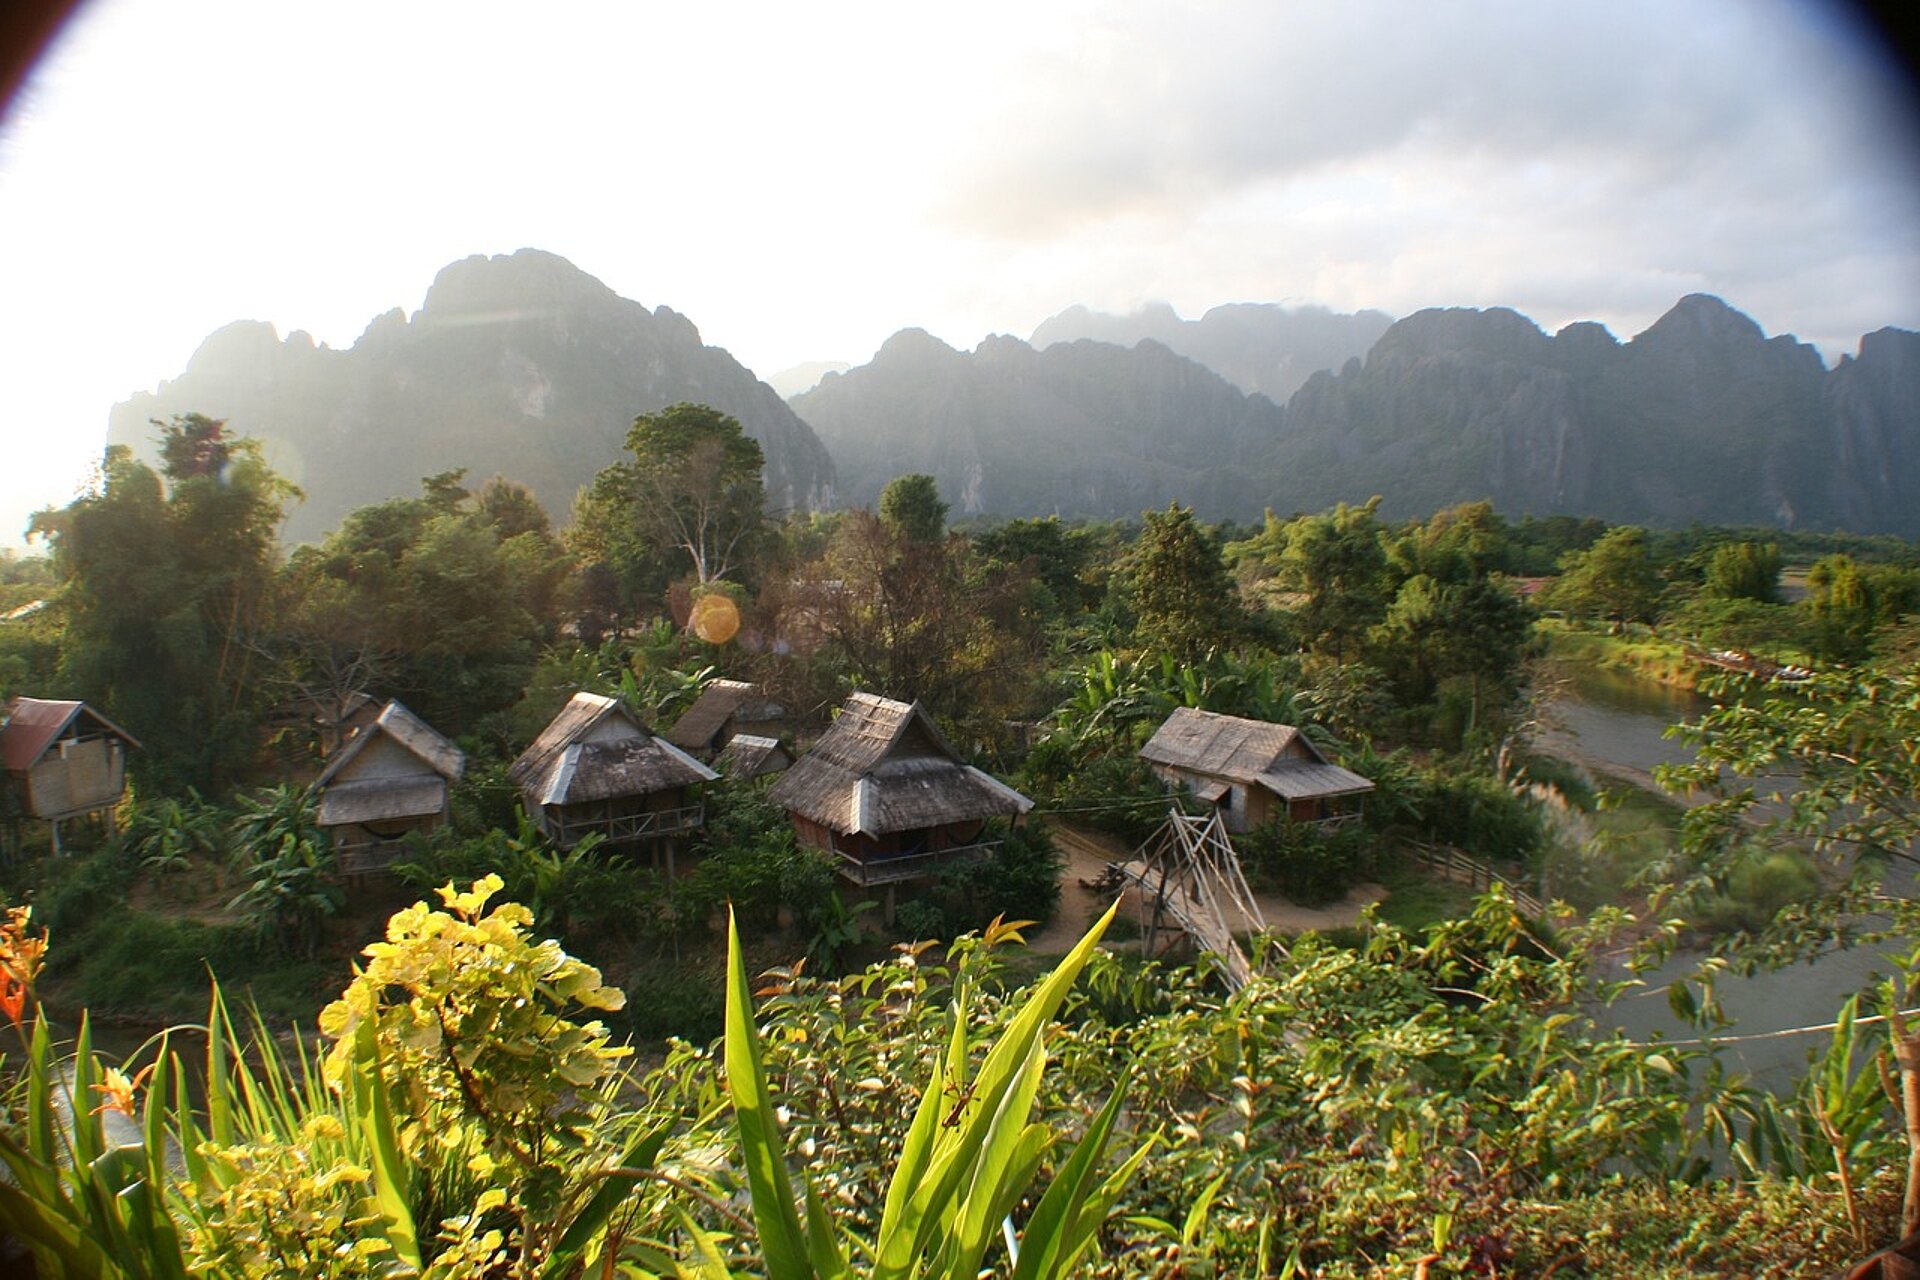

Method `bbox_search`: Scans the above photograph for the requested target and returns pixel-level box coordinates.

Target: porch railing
[827,840,999,887]
[538,802,706,848]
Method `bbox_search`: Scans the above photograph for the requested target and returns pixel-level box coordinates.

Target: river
[1535,661,1906,1095]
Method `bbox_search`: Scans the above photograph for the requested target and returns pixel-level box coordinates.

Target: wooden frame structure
[1110,808,1273,991]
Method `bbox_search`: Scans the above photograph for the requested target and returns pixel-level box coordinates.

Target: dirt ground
[1021,822,1388,955]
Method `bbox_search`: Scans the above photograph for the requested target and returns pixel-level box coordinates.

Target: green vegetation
[6,415,1920,1271]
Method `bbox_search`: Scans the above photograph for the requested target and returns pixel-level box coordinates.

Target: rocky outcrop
[108,250,836,543]
[791,330,1284,519]
[1269,295,1917,533]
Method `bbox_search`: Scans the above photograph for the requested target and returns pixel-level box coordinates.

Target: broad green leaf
[724,908,813,1280]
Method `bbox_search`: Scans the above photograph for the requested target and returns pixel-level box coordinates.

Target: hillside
[791,329,1284,519]
[108,250,837,544]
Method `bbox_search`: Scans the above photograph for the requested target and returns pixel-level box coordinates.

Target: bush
[1239,819,1373,908]
[622,960,725,1044]
[891,817,1064,941]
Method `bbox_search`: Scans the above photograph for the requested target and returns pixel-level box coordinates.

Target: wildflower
[90,1062,156,1117]
[0,904,47,987]
[0,974,26,1029]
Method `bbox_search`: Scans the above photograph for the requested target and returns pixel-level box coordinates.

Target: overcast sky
[1,0,1916,546]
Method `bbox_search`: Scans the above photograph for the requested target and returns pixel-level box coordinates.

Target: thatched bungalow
[1139,706,1373,834]
[0,698,139,848]
[665,679,785,759]
[510,692,718,855]
[313,700,464,876]
[715,734,794,781]
[767,693,1032,894]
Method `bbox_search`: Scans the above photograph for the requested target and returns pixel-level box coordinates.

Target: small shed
[0,699,140,843]
[715,733,794,781]
[509,692,718,854]
[1139,706,1373,834]
[313,700,464,876]
[767,692,1032,893]
[666,679,785,758]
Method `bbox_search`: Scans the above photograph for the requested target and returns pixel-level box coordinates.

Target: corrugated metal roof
[767,693,1030,836]
[314,700,464,789]
[0,697,140,774]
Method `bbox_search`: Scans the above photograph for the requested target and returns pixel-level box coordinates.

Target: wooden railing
[538,803,706,848]
[1409,842,1545,916]
[828,840,998,887]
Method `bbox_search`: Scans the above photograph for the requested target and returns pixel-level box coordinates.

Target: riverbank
[1540,622,1701,690]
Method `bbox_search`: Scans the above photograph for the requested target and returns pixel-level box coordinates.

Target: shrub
[1239,819,1373,907]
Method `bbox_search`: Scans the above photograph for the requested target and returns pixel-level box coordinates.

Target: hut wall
[22,738,125,820]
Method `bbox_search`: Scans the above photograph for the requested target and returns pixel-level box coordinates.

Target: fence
[1408,841,1545,916]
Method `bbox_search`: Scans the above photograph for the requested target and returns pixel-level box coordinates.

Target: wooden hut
[665,679,785,759]
[767,693,1032,899]
[1139,706,1373,834]
[312,700,464,875]
[0,698,139,850]
[510,692,718,855]
[715,733,794,781]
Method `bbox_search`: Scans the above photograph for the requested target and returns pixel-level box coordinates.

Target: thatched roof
[767,693,1031,836]
[317,776,448,827]
[717,734,793,780]
[1140,707,1373,801]
[0,697,140,774]
[528,737,717,807]
[314,700,464,789]
[666,679,783,752]
[511,691,717,807]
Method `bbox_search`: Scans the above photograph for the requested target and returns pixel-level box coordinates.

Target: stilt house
[312,700,464,875]
[510,692,717,854]
[665,679,785,759]
[0,698,139,835]
[767,692,1032,890]
[1139,706,1373,833]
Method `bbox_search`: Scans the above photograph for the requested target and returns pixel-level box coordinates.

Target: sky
[1,0,1916,548]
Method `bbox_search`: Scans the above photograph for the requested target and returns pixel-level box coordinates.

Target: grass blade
[724,907,813,1280]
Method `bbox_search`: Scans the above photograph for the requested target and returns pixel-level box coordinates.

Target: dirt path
[1022,821,1388,955]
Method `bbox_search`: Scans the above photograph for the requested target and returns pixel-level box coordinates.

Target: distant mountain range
[801,296,1920,535]
[108,250,836,544]
[1030,300,1394,403]
[110,251,1920,542]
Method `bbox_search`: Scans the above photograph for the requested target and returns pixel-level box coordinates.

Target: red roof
[0,698,140,773]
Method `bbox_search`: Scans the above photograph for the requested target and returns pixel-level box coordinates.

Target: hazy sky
[1,0,1916,546]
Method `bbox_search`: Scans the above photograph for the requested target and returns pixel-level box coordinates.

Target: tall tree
[1128,503,1246,662]
[581,403,767,591]
[1549,525,1662,627]
[1262,498,1390,661]
[29,415,296,790]
[878,473,948,544]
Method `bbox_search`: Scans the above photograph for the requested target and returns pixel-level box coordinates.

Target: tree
[575,403,766,595]
[274,473,566,736]
[1703,540,1782,604]
[1255,499,1390,661]
[1549,524,1662,627]
[878,473,948,544]
[1128,503,1246,661]
[28,416,296,790]
[793,509,1042,723]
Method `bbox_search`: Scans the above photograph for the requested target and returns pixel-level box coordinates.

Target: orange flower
[0,975,25,1030]
[0,905,47,987]
[90,1063,156,1118]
